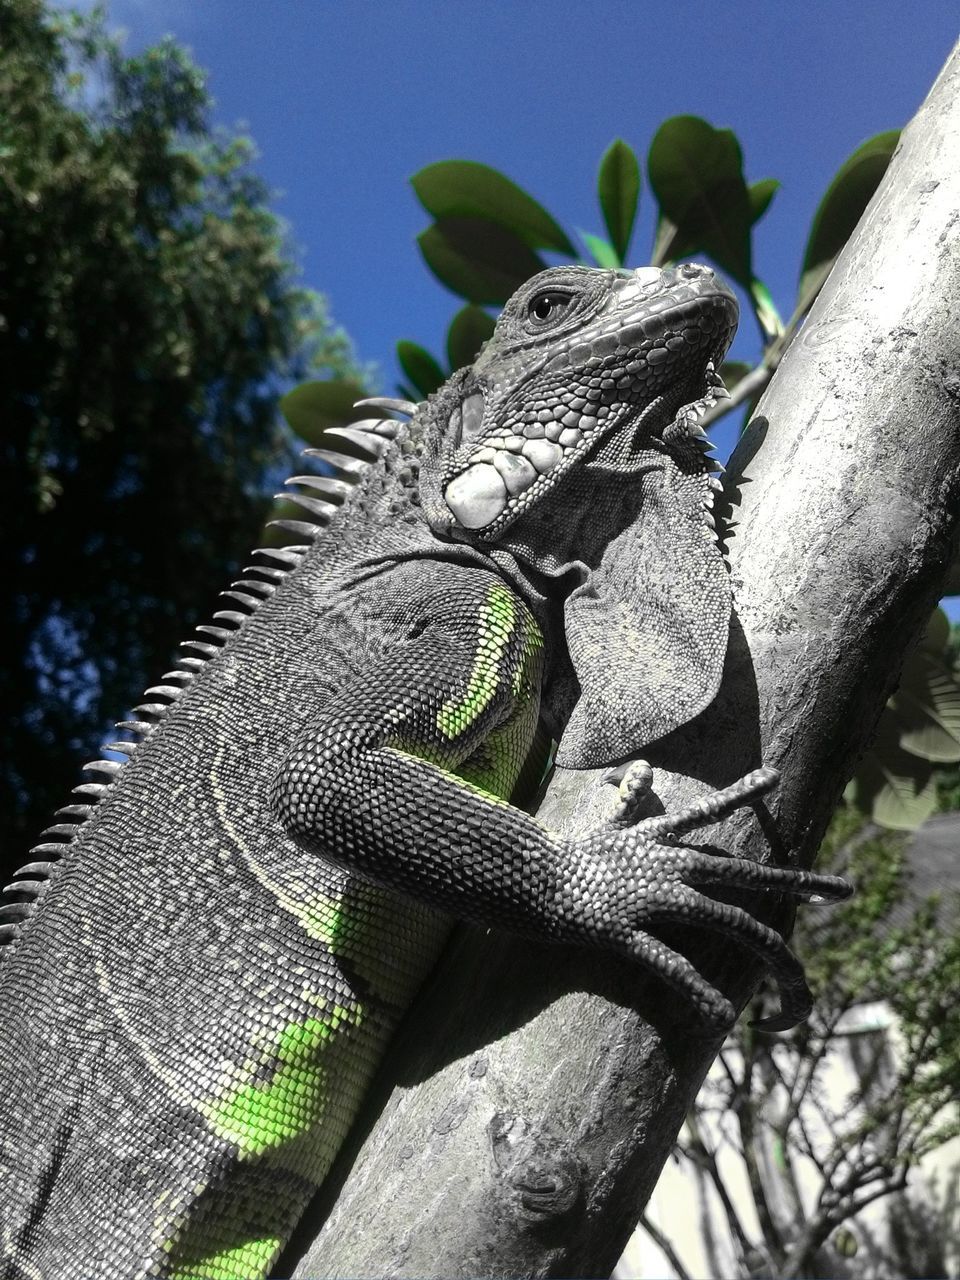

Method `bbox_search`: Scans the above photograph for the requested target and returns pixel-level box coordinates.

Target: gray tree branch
[287,41,960,1279]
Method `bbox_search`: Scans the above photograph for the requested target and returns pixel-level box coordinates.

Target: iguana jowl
[0,263,849,1278]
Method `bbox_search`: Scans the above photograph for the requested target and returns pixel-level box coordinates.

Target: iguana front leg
[271,584,848,1033]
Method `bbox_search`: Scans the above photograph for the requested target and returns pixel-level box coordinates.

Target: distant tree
[0,0,364,868]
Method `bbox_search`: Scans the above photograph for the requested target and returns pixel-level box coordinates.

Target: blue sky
[69,2,960,608]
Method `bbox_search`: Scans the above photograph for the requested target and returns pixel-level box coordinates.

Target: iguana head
[421,263,741,767]
[421,263,737,539]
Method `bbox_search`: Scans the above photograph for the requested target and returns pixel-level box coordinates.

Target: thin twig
[684,1112,754,1266]
[639,1212,695,1280]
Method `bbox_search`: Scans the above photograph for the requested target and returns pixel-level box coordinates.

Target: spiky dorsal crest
[0,398,418,957]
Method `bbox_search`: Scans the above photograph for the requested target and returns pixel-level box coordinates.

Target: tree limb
[285,43,960,1279]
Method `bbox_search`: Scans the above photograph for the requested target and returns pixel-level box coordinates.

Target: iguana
[0,262,849,1279]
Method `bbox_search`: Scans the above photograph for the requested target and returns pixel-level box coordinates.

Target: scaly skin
[0,264,849,1279]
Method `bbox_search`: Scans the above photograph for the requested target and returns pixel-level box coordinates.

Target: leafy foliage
[416,217,546,308]
[851,609,960,829]
[0,0,363,866]
[648,115,755,291]
[393,119,894,381]
[799,130,902,314]
[391,120,957,833]
[278,379,371,445]
[339,117,895,404]
[597,138,640,264]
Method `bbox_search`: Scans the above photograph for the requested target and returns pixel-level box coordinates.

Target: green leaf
[411,161,575,255]
[579,230,621,269]
[920,605,950,656]
[279,379,370,445]
[719,361,752,393]
[890,647,960,763]
[871,764,938,831]
[853,713,938,830]
[798,130,900,312]
[446,305,496,371]
[647,115,753,286]
[396,340,445,399]
[833,1230,859,1260]
[749,178,779,224]
[750,278,783,339]
[417,217,546,305]
[597,138,640,262]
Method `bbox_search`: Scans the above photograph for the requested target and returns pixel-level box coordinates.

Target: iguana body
[0,264,849,1279]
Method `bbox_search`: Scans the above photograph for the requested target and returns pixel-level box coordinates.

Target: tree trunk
[285,43,960,1280]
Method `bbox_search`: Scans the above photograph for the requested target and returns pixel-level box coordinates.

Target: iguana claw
[602,759,655,828]
[571,766,851,1032]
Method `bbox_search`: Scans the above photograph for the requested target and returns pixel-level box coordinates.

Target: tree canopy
[0,0,363,866]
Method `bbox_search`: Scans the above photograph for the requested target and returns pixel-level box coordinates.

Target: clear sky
[68,1,960,606]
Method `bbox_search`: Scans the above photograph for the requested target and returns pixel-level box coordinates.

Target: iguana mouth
[627,346,731,447]
[443,284,736,536]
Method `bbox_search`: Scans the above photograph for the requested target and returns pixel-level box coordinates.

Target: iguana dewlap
[0,264,849,1279]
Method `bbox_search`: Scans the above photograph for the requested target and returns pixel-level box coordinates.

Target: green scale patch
[436,582,519,742]
[202,1010,358,1158]
[167,1003,371,1279]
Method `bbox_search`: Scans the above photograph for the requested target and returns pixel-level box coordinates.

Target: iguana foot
[568,767,851,1032]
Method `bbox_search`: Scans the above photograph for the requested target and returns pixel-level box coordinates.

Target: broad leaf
[418,217,546,305]
[890,645,960,763]
[893,679,960,762]
[397,340,445,399]
[580,230,621,269]
[647,115,753,287]
[749,178,779,224]
[280,379,370,445]
[412,161,575,255]
[869,765,938,831]
[446,304,495,371]
[798,130,900,313]
[597,138,640,262]
[853,712,938,830]
[920,605,950,656]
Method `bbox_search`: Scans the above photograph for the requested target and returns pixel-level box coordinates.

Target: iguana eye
[527,291,572,324]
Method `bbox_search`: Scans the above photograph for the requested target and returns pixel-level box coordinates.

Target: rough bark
[285,43,960,1280]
